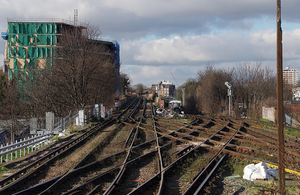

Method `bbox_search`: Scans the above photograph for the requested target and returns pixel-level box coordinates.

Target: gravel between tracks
[208,177,254,195]
[38,124,116,184]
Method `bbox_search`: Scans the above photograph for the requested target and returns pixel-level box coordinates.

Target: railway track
[0,97,139,194]
[0,100,299,194]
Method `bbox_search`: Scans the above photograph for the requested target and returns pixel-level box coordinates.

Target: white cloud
[283,29,300,58]
[121,64,200,87]
[131,32,258,64]
[1,0,300,86]
[126,29,300,65]
[100,0,275,18]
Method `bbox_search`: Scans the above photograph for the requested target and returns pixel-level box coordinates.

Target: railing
[0,133,53,163]
[0,98,131,164]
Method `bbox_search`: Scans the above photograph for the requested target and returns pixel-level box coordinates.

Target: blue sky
[1,0,300,87]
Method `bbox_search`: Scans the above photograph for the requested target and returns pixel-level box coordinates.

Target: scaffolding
[6,22,60,80]
[4,19,120,99]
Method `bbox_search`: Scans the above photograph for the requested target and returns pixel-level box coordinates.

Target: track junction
[0,97,299,194]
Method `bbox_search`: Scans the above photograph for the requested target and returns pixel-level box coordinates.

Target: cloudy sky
[1,0,300,87]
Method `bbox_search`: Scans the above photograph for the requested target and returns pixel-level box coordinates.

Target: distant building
[283,67,298,86]
[293,87,300,100]
[1,18,120,95]
[152,80,175,98]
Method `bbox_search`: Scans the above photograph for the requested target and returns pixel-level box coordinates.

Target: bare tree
[177,79,198,114]
[135,83,144,95]
[0,78,28,143]
[234,62,277,118]
[25,25,118,116]
[196,64,234,115]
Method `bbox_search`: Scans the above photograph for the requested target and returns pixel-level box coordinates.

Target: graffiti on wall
[262,107,276,122]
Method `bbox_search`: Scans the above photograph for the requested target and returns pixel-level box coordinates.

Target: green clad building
[1,19,120,95]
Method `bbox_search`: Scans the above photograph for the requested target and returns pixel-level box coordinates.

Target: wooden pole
[276,0,285,194]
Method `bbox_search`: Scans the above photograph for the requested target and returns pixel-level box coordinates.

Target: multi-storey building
[152,80,175,98]
[283,67,298,86]
[1,19,120,94]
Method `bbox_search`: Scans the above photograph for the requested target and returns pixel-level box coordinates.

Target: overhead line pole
[276,0,285,194]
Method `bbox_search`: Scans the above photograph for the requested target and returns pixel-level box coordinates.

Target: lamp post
[225,82,232,116]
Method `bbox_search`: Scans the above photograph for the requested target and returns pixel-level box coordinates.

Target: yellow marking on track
[253,160,300,176]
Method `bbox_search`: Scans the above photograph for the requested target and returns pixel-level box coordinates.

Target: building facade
[1,19,120,95]
[153,80,175,98]
[283,67,298,86]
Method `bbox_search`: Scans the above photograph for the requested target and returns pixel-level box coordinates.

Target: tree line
[177,63,293,119]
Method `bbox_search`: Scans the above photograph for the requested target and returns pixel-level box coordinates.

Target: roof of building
[161,80,173,85]
[7,18,87,28]
[283,67,298,71]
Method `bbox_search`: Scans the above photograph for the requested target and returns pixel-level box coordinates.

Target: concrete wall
[262,107,276,122]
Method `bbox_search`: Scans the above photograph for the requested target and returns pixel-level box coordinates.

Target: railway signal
[225,81,232,116]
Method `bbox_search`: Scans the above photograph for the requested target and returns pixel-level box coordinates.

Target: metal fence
[0,133,53,163]
[53,112,79,134]
[30,111,79,135]
[0,98,133,164]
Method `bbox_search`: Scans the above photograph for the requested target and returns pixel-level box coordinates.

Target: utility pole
[277,0,285,194]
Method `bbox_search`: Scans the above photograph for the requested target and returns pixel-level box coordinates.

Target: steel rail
[0,117,112,189]
[243,125,300,148]
[41,106,199,195]
[39,115,298,194]
[39,149,130,195]
[13,175,63,195]
[242,119,300,145]
[73,98,141,170]
[0,98,137,194]
[63,144,158,195]
[124,128,135,148]
[0,118,115,194]
[102,98,147,195]
[128,118,221,194]
[63,166,122,195]
[151,104,165,195]
[192,155,227,195]
[130,119,229,194]
[36,98,143,194]
[73,122,126,169]
[115,97,138,120]
[127,98,142,122]
[211,128,300,159]
[219,146,300,176]
[183,123,243,195]
[10,112,250,194]
[129,107,201,195]
[41,125,178,195]
[52,109,204,194]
